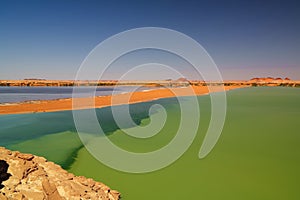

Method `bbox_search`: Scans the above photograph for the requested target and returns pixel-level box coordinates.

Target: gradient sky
[0,0,299,80]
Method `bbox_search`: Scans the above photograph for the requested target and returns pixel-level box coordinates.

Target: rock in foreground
[0,147,120,200]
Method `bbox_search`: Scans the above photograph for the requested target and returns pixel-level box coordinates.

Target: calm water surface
[0,87,299,199]
[0,86,156,103]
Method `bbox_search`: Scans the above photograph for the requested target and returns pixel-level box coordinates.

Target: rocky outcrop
[0,147,120,200]
[247,77,300,87]
[249,77,291,83]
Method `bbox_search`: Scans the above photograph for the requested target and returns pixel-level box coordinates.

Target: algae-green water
[0,87,300,199]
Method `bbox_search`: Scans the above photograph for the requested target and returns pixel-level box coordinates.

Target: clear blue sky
[0,0,299,80]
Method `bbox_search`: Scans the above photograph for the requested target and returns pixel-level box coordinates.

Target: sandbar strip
[0,85,246,115]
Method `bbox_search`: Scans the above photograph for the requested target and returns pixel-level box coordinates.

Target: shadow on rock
[0,160,11,189]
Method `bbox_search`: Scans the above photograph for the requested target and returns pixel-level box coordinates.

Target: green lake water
[0,87,299,199]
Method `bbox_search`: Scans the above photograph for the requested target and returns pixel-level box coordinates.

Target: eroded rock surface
[0,147,120,200]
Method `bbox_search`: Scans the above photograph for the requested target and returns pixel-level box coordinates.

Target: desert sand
[0,85,246,115]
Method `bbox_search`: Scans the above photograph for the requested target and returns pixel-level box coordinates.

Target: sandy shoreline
[0,85,246,115]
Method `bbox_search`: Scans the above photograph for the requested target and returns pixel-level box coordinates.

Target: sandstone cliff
[0,147,120,200]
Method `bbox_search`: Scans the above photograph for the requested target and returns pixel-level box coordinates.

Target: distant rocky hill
[249,77,291,83]
[248,77,300,87]
[0,147,120,200]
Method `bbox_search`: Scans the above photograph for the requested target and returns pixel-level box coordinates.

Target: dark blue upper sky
[0,0,299,80]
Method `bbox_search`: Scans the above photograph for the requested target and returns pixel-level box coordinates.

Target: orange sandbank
[0,85,246,115]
